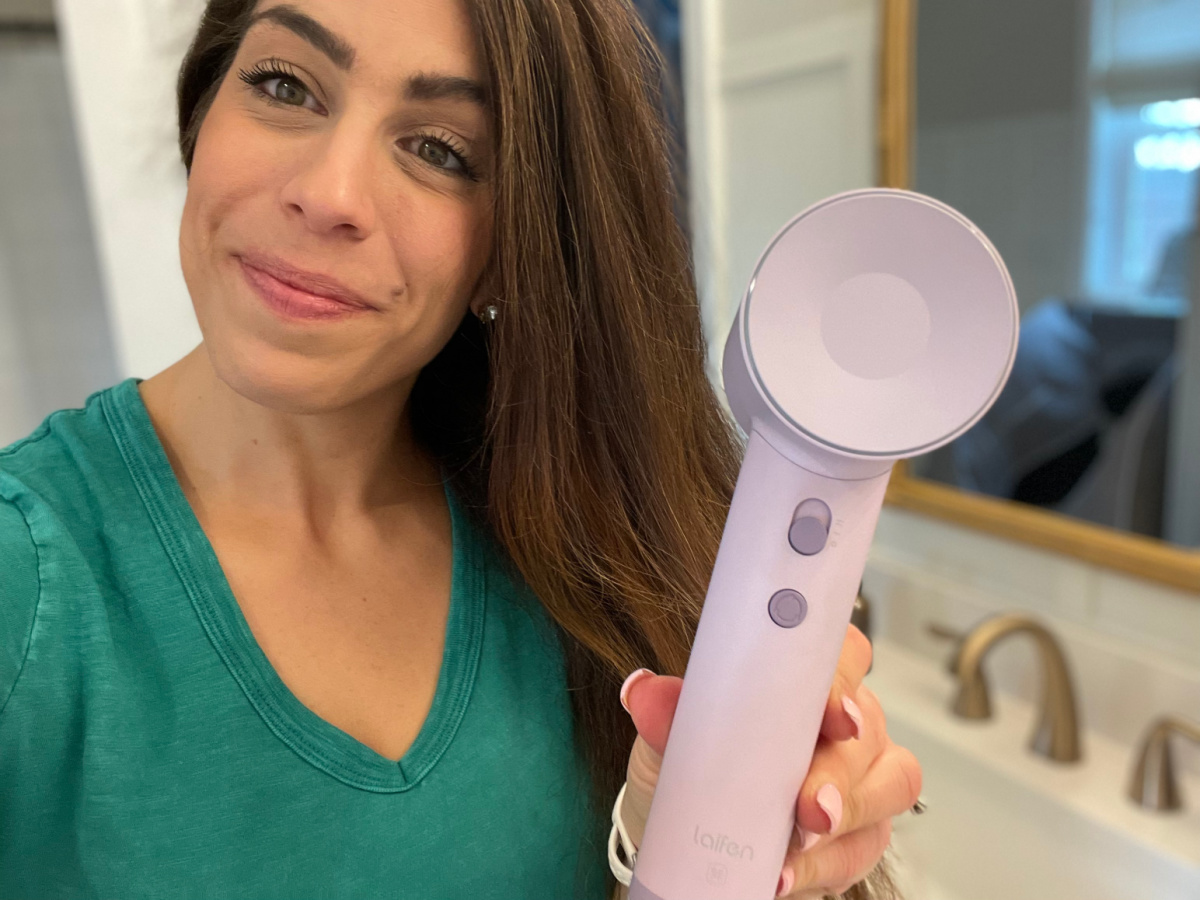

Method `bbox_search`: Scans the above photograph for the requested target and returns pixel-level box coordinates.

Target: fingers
[796,686,888,835]
[784,718,913,898]
[835,741,922,839]
[783,819,894,898]
[796,740,921,848]
[820,625,873,742]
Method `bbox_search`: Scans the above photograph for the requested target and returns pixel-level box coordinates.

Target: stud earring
[477,304,499,324]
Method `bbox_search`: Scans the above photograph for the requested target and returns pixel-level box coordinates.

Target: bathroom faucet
[851,585,872,643]
[951,613,1083,763]
[1128,715,1200,812]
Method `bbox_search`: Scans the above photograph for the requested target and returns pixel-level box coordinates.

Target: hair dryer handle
[629,427,891,900]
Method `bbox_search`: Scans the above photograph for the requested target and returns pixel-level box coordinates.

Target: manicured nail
[817,784,843,834]
[793,818,824,852]
[842,695,864,739]
[776,866,795,897]
[619,668,655,713]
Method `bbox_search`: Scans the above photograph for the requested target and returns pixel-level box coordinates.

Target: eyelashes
[235,59,481,181]
[238,57,301,84]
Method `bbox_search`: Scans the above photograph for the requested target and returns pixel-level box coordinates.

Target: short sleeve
[0,497,38,712]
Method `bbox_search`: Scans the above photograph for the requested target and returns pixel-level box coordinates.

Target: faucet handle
[852,588,872,674]
[926,622,966,675]
[1128,715,1200,812]
[852,590,872,641]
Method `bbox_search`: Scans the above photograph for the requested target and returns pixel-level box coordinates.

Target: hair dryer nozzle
[723,188,1019,466]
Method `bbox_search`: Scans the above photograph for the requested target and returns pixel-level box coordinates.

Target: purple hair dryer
[628,189,1019,900]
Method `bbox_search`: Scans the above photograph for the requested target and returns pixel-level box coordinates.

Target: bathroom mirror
[882,0,1200,591]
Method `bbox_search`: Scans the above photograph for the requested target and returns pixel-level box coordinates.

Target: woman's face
[180,0,493,413]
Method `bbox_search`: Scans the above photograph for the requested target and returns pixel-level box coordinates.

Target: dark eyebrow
[247,4,356,71]
[245,6,488,109]
[406,73,489,109]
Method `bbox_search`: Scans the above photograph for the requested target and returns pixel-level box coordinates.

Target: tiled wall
[0,34,117,445]
[867,505,1200,776]
[914,110,1088,314]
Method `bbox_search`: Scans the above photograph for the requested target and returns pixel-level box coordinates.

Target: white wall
[0,33,117,444]
[54,0,205,379]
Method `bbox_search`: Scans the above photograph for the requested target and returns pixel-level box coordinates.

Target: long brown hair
[178,2,895,897]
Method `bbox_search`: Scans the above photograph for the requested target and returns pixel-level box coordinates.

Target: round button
[768,590,808,628]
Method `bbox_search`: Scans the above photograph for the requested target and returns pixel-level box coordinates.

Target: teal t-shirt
[0,379,609,899]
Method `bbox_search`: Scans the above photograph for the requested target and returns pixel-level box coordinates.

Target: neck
[139,346,442,539]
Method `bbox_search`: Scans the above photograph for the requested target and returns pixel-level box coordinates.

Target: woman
[0,0,921,897]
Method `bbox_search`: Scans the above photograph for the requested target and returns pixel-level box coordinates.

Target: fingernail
[776,866,794,897]
[817,784,843,833]
[619,668,655,713]
[798,829,822,852]
[842,695,864,739]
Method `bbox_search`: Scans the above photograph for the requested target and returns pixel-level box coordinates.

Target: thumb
[619,670,683,841]
[621,669,683,759]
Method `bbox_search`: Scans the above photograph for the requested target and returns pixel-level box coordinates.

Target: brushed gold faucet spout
[952,613,1083,763]
[1128,716,1200,811]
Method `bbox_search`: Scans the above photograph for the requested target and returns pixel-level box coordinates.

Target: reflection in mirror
[907,0,1200,549]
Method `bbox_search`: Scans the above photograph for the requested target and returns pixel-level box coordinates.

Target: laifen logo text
[693,826,754,860]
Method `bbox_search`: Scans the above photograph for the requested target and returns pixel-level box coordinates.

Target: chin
[204,339,386,416]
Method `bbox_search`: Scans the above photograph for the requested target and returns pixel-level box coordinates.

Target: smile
[237,254,379,322]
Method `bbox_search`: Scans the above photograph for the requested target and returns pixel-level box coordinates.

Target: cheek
[182,106,270,265]
[387,193,493,303]
[180,101,292,339]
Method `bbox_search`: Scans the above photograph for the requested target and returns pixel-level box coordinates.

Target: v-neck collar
[102,378,486,792]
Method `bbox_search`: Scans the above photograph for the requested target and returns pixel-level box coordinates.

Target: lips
[237,252,379,318]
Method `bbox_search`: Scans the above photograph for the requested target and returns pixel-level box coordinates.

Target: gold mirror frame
[876,0,1200,593]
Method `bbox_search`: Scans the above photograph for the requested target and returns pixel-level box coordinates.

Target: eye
[261,76,317,109]
[238,60,324,113]
[402,133,478,181]
[417,138,461,171]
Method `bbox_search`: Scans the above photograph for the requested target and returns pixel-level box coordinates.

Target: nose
[279,126,379,238]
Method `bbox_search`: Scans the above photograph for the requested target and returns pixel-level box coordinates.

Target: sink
[867,639,1200,900]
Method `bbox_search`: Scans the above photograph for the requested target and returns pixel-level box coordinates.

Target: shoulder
[0,381,130,485]
[0,381,137,533]
[0,382,139,704]
[0,491,38,713]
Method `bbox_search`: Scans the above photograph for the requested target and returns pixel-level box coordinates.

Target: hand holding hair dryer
[628,189,1019,900]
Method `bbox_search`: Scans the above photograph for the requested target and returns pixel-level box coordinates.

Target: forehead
[246,0,486,83]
